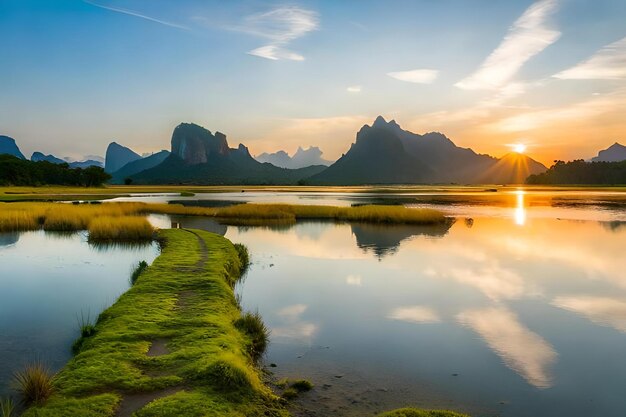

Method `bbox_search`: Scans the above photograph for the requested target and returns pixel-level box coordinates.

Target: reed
[0,397,14,417]
[88,216,155,241]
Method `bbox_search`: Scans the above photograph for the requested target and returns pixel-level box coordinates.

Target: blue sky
[1,0,625,164]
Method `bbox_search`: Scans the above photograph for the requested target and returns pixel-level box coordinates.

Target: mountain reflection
[350,221,453,258]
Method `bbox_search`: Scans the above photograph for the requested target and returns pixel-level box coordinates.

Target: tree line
[527,159,626,185]
[0,155,111,186]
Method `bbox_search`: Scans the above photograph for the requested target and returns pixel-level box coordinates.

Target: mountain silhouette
[308,116,546,184]
[130,123,326,185]
[110,150,171,183]
[105,142,141,173]
[31,152,65,164]
[0,136,25,159]
[591,142,626,162]
[256,146,332,169]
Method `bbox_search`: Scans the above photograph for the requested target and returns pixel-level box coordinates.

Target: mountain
[110,150,170,183]
[308,116,547,185]
[591,142,626,162]
[130,123,327,185]
[256,146,332,169]
[105,142,141,173]
[31,152,65,164]
[0,136,25,159]
[69,160,104,169]
[308,117,431,184]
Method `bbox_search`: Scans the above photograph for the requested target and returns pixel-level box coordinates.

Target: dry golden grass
[214,203,446,224]
[88,216,155,241]
[0,201,446,237]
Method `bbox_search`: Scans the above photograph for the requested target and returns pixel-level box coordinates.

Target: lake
[2,188,626,416]
[0,232,159,396]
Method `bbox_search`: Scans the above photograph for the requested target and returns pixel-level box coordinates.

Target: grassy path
[23,229,287,417]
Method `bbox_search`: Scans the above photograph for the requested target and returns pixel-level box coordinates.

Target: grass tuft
[281,388,298,400]
[13,362,55,406]
[72,311,96,355]
[130,260,149,285]
[290,379,313,392]
[88,216,154,242]
[234,311,269,363]
[0,397,14,417]
[233,243,250,273]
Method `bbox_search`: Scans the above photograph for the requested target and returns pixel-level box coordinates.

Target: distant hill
[31,152,65,164]
[256,146,332,169]
[527,160,626,185]
[110,150,170,183]
[307,116,547,185]
[130,123,327,185]
[0,136,25,159]
[69,160,103,169]
[105,142,141,173]
[591,142,626,162]
[32,152,103,168]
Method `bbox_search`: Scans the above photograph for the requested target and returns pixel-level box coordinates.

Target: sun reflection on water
[514,190,526,225]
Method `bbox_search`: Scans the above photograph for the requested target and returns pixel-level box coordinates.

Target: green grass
[13,362,56,406]
[0,397,15,417]
[21,229,287,417]
[72,311,97,355]
[233,243,250,273]
[130,260,149,285]
[289,379,313,392]
[234,311,269,363]
[377,409,470,417]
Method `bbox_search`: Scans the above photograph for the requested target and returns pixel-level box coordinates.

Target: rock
[105,142,141,173]
[0,135,25,159]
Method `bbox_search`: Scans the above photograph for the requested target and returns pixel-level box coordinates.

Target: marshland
[1,186,626,417]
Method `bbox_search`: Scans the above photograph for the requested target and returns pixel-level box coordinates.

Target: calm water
[151,190,626,417]
[0,232,159,396]
[2,189,626,417]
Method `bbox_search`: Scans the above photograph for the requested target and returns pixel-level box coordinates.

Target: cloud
[554,37,626,80]
[346,274,362,285]
[456,0,560,90]
[491,87,626,132]
[388,306,441,324]
[457,306,557,388]
[248,45,304,61]
[346,85,362,93]
[552,296,626,333]
[83,0,189,30]
[239,7,319,61]
[387,69,438,84]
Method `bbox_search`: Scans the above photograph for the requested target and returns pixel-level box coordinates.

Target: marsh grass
[130,260,149,285]
[234,311,269,363]
[88,216,154,242]
[13,362,55,406]
[233,243,250,273]
[281,388,298,400]
[0,398,14,417]
[72,311,96,354]
[0,201,446,237]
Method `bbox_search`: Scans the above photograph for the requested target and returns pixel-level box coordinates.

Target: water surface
[0,231,158,395]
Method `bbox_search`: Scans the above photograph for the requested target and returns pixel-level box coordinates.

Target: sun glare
[513,144,527,153]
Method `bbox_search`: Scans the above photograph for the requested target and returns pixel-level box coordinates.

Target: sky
[1,0,625,166]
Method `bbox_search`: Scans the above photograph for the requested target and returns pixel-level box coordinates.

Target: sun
[512,143,527,153]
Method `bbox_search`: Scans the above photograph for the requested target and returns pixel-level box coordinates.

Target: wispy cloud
[554,37,626,80]
[346,85,362,93]
[456,0,560,90]
[238,7,319,61]
[387,69,438,84]
[388,306,441,324]
[83,0,189,30]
